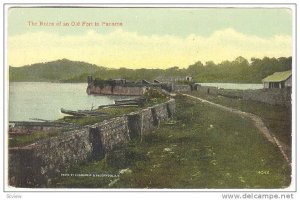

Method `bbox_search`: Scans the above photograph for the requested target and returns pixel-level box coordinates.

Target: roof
[262,70,292,83]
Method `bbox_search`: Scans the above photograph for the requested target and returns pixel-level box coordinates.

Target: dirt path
[181,93,291,164]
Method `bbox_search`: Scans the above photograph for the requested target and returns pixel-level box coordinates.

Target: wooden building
[262,70,292,89]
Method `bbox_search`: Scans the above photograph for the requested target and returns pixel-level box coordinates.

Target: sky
[8,7,293,69]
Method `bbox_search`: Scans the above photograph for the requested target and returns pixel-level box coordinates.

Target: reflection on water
[9,82,128,121]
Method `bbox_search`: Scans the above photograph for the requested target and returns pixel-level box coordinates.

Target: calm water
[196,83,263,90]
[9,82,128,121]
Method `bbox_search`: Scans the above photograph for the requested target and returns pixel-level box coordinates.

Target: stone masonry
[8,99,176,188]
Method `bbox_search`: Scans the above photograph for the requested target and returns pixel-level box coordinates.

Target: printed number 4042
[258,170,270,175]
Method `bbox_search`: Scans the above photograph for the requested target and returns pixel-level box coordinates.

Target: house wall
[285,76,292,87]
[263,82,269,89]
[263,75,292,89]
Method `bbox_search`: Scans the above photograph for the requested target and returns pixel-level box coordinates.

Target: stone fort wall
[8,99,175,188]
[195,85,291,106]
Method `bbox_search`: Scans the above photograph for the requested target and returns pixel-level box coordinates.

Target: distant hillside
[9,56,292,83]
[9,59,104,82]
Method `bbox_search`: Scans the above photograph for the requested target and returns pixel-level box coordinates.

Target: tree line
[10,56,292,83]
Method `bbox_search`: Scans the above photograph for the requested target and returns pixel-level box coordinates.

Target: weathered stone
[8,99,176,188]
[172,84,192,92]
[218,88,291,106]
[127,112,142,139]
[93,116,130,154]
[167,99,176,117]
[196,85,218,95]
[87,85,146,96]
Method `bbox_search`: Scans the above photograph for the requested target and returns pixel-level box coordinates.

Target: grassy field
[9,130,61,148]
[51,95,290,189]
[187,91,292,148]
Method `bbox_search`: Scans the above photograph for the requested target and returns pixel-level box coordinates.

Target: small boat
[60,108,108,117]
[114,97,146,105]
[98,104,139,109]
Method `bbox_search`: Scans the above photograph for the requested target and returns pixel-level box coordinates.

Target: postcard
[4,3,296,195]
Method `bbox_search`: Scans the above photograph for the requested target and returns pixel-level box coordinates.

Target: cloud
[8,28,292,68]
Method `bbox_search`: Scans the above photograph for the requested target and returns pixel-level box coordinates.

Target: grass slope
[51,95,290,188]
[188,91,292,148]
